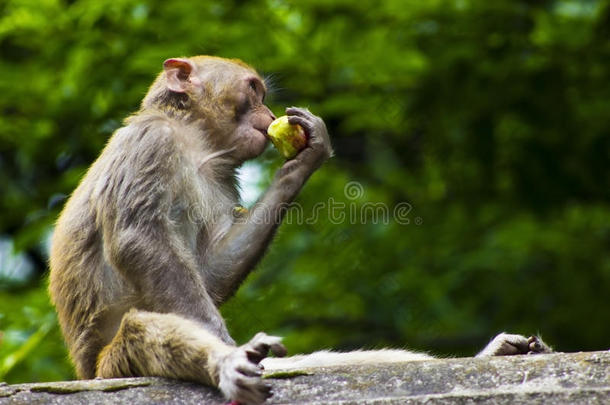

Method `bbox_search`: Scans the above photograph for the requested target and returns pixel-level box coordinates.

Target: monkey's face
[158,56,276,163]
[228,77,276,162]
[204,63,276,163]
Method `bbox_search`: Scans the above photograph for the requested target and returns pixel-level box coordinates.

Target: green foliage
[0,286,74,383]
[1,0,609,383]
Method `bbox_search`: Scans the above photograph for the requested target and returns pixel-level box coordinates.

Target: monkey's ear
[163,58,195,93]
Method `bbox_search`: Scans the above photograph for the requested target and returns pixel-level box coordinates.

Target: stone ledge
[1,350,608,404]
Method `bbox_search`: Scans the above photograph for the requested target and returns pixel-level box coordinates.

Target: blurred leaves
[0,287,74,382]
[1,0,609,383]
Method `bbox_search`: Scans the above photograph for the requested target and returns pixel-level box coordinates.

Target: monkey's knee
[96,309,230,386]
[96,309,147,379]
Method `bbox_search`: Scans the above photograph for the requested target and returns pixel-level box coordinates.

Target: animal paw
[218,332,286,404]
[476,332,552,357]
[526,335,553,354]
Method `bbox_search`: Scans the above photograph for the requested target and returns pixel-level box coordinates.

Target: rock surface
[1,350,608,404]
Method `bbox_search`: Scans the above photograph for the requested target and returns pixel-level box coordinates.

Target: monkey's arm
[204,107,333,304]
[99,125,233,343]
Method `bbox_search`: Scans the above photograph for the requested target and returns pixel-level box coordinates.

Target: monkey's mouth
[255,127,269,138]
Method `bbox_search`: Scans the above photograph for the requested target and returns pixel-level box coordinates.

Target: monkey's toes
[527,336,553,354]
[218,347,276,405]
[245,332,286,363]
[477,332,554,357]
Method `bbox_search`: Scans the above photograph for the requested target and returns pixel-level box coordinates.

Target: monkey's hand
[217,332,287,404]
[476,333,553,357]
[286,107,333,171]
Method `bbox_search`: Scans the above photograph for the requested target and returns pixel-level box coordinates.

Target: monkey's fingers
[270,341,287,357]
[287,115,313,135]
[232,375,273,403]
[527,336,553,354]
[218,347,275,404]
[237,362,264,377]
[286,106,333,160]
[245,332,287,363]
[286,106,313,119]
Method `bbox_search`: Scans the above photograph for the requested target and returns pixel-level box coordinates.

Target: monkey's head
[143,55,276,163]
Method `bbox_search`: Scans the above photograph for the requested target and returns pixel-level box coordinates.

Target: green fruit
[267,116,307,159]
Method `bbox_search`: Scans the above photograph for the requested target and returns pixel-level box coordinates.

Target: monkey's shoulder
[114,114,178,151]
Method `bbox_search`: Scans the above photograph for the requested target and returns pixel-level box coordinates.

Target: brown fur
[49,56,331,403]
[96,310,230,386]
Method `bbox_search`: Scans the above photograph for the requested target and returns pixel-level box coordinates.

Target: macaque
[49,56,551,405]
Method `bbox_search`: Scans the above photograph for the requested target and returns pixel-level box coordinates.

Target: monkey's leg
[96,310,285,404]
[476,333,553,357]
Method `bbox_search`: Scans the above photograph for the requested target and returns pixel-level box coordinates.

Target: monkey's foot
[476,333,553,357]
[218,332,286,405]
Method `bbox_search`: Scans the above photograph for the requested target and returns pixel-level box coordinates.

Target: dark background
[0,0,608,382]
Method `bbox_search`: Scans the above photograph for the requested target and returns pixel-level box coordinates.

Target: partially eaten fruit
[267,115,307,159]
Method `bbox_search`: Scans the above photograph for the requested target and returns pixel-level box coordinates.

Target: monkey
[49,55,552,405]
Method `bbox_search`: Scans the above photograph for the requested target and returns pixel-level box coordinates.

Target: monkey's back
[49,127,147,378]
[49,112,242,379]
[49,183,114,377]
